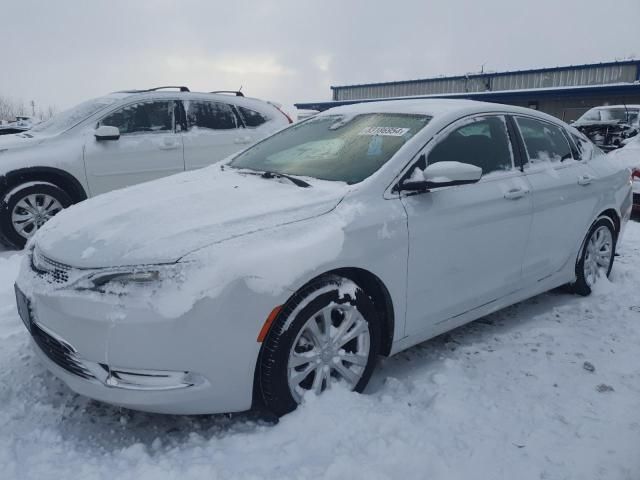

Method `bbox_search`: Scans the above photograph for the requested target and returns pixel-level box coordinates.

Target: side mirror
[401,161,482,191]
[94,125,120,141]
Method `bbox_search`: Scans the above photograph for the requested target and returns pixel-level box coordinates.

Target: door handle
[577,174,595,186]
[234,136,252,145]
[504,188,528,200]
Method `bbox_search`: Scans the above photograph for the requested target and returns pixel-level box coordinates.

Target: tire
[569,217,616,296]
[0,183,72,249]
[258,276,381,417]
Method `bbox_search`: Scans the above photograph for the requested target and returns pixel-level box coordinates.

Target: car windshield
[581,107,640,124]
[30,97,119,135]
[229,113,431,184]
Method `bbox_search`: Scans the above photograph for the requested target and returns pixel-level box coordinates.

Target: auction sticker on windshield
[359,127,410,136]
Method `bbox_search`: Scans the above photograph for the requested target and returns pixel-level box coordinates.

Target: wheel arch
[277,267,395,357]
[575,209,620,264]
[598,208,620,238]
[0,167,87,204]
[251,267,396,410]
[327,267,395,357]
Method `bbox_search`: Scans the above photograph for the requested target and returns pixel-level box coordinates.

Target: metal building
[295,60,640,122]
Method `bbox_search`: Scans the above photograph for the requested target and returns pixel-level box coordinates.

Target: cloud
[165,54,295,77]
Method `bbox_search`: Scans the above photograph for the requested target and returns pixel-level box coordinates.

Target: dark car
[0,116,33,135]
[0,126,29,136]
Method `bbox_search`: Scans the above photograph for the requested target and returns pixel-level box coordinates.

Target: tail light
[632,168,640,180]
[268,101,293,124]
[275,105,293,124]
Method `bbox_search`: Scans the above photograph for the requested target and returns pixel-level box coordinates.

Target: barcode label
[359,127,410,137]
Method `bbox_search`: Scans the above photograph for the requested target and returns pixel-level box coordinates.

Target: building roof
[330,59,640,91]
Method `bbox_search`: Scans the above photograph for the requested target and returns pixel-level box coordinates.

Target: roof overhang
[296,82,640,112]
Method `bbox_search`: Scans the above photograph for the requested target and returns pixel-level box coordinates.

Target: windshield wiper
[260,171,311,188]
[235,168,311,188]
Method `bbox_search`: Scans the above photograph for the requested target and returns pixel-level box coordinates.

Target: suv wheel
[258,276,380,416]
[0,183,72,249]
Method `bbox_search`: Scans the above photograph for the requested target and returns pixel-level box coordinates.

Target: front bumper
[15,260,274,415]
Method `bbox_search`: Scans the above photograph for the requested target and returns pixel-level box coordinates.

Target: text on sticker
[359,127,410,137]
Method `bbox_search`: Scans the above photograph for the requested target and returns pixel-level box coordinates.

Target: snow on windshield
[30,97,119,135]
[230,113,431,184]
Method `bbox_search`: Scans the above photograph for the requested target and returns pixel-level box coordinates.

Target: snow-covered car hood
[34,166,348,268]
[0,133,47,153]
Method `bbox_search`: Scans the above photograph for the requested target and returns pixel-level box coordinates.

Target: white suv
[0,87,291,248]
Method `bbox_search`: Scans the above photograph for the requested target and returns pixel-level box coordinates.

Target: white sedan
[15,99,632,416]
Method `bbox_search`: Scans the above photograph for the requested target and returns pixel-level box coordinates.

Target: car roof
[318,98,560,124]
[104,90,274,111]
[590,105,640,110]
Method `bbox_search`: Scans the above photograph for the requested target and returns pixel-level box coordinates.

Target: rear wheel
[570,217,616,296]
[0,183,72,249]
[258,276,380,416]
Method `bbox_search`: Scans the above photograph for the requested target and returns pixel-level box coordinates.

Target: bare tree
[0,95,57,123]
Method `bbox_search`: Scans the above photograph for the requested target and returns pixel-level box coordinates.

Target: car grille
[31,248,72,285]
[633,193,640,206]
[31,322,95,380]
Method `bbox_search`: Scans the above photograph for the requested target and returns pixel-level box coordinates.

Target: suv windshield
[229,113,431,184]
[30,96,120,135]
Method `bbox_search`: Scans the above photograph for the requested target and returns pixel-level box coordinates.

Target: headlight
[85,264,184,291]
[91,270,162,287]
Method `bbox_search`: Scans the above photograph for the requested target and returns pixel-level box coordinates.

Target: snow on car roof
[318,98,543,120]
[113,90,277,114]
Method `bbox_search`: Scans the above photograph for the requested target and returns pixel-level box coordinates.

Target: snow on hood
[35,166,348,268]
[0,133,45,153]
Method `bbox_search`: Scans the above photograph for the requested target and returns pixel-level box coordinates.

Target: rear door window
[186,101,239,130]
[515,117,573,164]
[99,101,175,135]
[238,107,268,127]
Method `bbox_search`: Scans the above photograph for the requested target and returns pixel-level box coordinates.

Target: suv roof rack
[210,90,244,97]
[118,86,190,93]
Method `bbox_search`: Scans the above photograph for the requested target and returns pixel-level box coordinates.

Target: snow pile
[609,137,640,170]
[1,220,640,478]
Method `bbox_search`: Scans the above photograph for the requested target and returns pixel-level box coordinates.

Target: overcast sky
[2,0,640,112]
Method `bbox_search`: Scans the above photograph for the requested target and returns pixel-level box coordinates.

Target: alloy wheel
[583,225,613,287]
[287,303,370,402]
[11,193,63,239]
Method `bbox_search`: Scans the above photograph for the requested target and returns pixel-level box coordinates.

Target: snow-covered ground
[1,224,640,480]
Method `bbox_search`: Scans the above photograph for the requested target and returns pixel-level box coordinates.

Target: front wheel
[570,217,616,296]
[0,183,72,249]
[258,277,381,416]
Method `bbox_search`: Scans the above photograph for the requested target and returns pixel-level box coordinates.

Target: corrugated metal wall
[333,63,639,101]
